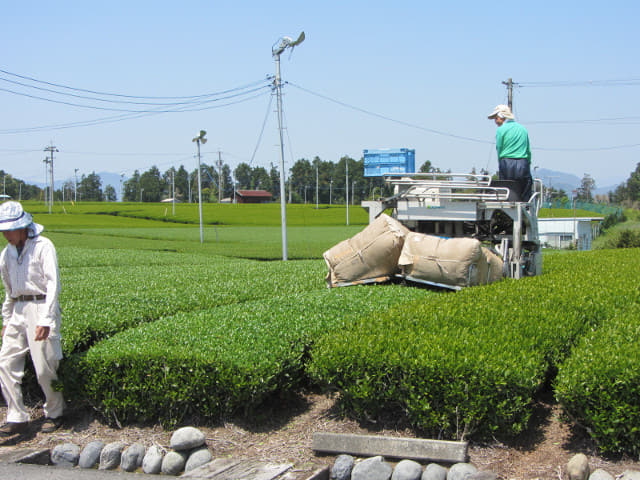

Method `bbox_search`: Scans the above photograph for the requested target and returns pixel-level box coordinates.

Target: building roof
[236,190,272,198]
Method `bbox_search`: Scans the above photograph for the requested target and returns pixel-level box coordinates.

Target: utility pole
[44,144,58,213]
[217,151,223,203]
[315,164,319,209]
[43,158,49,208]
[346,159,349,226]
[501,77,519,110]
[172,169,175,215]
[330,179,333,205]
[74,168,79,202]
[192,130,207,244]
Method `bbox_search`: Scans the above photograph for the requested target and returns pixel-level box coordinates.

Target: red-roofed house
[236,189,273,204]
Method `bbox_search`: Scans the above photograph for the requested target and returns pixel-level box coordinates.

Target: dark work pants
[498,158,533,202]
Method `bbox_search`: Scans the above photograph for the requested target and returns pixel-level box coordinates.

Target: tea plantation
[1,202,638,455]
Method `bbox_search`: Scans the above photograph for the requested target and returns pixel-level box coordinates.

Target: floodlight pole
[274,49,288,260]
[192,130,207,244]
[273,31,304,261]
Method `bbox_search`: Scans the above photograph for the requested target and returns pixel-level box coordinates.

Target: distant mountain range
[534,168,622,196]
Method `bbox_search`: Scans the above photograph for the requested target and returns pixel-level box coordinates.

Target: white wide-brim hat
[0,201,44,237]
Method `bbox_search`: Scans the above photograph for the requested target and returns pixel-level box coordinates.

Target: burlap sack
[323,214,409,287]
[482,247,505,284]
[398,233,488,287]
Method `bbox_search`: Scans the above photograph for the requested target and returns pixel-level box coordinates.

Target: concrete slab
[312,432,468,463]
[181,457,293,479]
[0,448,51,465]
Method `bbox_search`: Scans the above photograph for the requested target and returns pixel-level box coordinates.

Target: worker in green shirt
[488,104,533,201]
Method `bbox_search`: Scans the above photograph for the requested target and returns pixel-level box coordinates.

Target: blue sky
[1,1,639,190]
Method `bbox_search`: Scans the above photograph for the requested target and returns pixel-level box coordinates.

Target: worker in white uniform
[0,201,64,436]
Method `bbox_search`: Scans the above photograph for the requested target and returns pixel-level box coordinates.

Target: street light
[273,31,305,261]
[74,168,79,203]
[192,130,207,244]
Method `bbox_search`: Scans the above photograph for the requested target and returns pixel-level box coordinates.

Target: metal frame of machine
[361,173,543,282]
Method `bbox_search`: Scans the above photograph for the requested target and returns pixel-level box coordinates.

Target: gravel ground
[1,391,639,479]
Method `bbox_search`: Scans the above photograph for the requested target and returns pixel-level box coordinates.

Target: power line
[249,94,274,166]
[526,116,640,125]
[519,77,640,88]
[534,142,640,152]
[287,81,493,145]
[0,90,270,134]
[0,68,270,100]
[0,83,270,113]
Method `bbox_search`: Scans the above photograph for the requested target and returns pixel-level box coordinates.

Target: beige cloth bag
[398,233,490,287]
[323,214,409,287]
[482,247,505,284]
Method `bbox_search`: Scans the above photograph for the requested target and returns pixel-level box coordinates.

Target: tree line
[0,169,112,202]
[609,163,640,207]
[4,160,636,207]
[119,156,390,204]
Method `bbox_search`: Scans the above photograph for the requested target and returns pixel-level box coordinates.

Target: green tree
[104,185,117,202]
[420,160,435,173]
[222,164,234,199]
[269,164,280,200]
[289,158,314,203]
[252,166,271,191]
[174,165,190,201]
[123,171,141,202]
[612,162,640,205]
[78,172,103,201]
[140,166,163,202]
[234,163,252,189]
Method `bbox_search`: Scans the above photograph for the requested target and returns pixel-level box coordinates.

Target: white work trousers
[0,301,64,423]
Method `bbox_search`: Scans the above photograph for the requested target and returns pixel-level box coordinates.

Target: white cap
[488,104,514,120]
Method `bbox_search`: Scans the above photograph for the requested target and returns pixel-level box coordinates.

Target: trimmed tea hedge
[308,249,640,441]
[68,286,431,426]
[58,248,326,352]
[555,302,640,455]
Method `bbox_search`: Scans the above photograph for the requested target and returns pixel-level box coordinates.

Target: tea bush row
[555,302,640,455]
[57,248,326,352]
[67,286,431,426]
[308,249,640,443]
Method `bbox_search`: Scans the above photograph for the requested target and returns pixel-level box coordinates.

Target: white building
[538,217,603,250]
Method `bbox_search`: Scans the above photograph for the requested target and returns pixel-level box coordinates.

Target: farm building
[235,190,272,204]
[538,217,604,250]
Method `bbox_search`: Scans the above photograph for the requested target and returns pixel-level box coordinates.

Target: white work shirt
[1,235,61,331]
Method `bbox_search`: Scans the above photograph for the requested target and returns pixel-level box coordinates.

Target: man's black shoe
[0,422,28,436]
[41,416,64,433]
